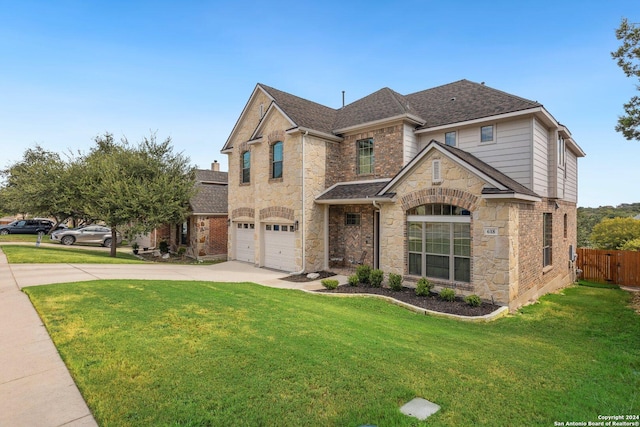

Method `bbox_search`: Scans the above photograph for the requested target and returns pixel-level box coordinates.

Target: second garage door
[264,224,296,272]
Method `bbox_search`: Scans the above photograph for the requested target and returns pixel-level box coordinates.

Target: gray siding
[418,118,534,190]
[403,123,418,165]
[532,118,549,197]
[459,118,533,190]
[565,150,578,203]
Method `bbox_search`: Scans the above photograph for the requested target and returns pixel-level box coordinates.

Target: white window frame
[357,138,374,175]
[445,131,456,147]
[558,135,566,167]
[480,124,495,143]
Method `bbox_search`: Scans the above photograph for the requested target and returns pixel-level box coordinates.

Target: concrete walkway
[0,247,333,427]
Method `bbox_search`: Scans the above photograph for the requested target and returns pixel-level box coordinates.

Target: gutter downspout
[372,200,381,269]
[291,130,308,274]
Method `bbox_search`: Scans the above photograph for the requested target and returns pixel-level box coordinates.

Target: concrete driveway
[0,246,334,427]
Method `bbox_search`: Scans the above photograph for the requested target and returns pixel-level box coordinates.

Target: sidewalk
[0,250,98,427]
[0,247,339,426]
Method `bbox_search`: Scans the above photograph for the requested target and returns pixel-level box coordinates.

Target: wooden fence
[577,248,640,287]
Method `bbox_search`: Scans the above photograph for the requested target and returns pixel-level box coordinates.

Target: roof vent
[450,97,456,101]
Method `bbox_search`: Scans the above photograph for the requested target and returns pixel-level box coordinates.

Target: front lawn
[24,281,639,426]
[2,245,143,264]
[0,233,40,243]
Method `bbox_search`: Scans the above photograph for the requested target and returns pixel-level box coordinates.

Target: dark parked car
[50,225,121,247]
[0,218,62,235]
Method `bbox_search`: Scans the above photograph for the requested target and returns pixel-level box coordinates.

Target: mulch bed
[281,271,336,282]
[316,284,501,317]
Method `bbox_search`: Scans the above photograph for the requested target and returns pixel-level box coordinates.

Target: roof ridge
[258,83,338,112]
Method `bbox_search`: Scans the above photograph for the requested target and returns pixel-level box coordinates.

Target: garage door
[235,223,255,263]
[264,224,296,272]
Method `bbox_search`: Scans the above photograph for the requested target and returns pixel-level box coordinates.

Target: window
[558,135,566,167]
[445,131,456,147]
[563,213,568,239]
[241,151,251,183]
[407,204,471,282]
[345,213,361,226]
[357,138,374,175]
[179,221,187,245]
[543,213,553,267]
[481,125,494,143]
[271,141,283,179]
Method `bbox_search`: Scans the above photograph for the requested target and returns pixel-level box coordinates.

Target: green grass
[24,281,640,426]
[0,233,40,243]
[2,245,143,263]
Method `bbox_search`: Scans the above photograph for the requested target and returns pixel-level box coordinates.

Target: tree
[612,18,640,141]
[82,132,196,256]
[589,217,640,250]
[0,146,84,231]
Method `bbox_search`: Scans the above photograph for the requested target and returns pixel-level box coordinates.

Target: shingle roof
[255,79,541,136]
[190,170,228,214]
[333,88,419,130]
[317,180,392,201]
[259,84,337,134]
[405,80,542,128]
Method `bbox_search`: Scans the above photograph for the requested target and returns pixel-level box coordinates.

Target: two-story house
[221,80,585,310]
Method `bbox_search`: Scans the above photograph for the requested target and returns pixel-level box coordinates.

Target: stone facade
[223,83,581,312]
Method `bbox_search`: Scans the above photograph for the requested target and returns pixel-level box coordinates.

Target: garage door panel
[235,223,254,263]
[264,224,296,272]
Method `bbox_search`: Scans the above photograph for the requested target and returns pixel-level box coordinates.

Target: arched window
[407,204,471,282]
[271,141,283,179]
[241,151,251,184]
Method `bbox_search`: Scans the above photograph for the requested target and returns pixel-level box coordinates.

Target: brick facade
[326,124,404,187]
[328,205,376,267]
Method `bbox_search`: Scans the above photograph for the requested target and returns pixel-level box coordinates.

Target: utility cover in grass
[400,397,440,420]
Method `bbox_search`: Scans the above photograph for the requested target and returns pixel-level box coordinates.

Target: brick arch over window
[400,188,479,212]
[259,206,294,221]
[232,207,255,220]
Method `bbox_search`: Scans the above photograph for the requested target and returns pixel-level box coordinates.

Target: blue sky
[1,0,638,208]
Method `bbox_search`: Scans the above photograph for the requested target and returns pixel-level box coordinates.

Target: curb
[302,289,509,322]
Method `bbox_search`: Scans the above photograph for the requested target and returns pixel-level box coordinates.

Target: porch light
[294,220,299,231]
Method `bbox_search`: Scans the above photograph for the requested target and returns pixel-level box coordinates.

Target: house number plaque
[484,227,498,236]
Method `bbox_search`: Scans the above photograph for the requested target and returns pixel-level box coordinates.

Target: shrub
[356,264,371,284]
[439,288,456,302]
[620,237,640,251]
[348,274,359,287]
[159,240,169,254]
[369,269,384,287]
[388,273,403,291]
[415,277,432,296]
[464,294,482,307]
[321,279,339,290]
